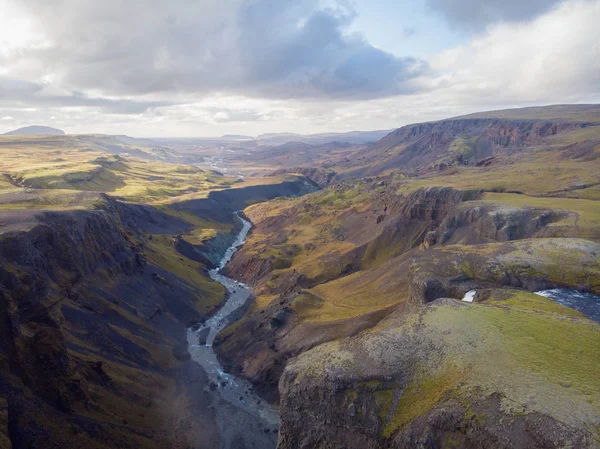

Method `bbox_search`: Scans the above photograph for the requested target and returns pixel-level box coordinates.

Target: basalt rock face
[171,177,319,221]
[422,203,574,248]
[343,119,591,177]
[225,187,467,288]
[175,223,243,269]
[0,198,221,449]
[270,168,336,188]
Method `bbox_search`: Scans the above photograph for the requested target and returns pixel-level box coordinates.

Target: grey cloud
[426,0,565,30]
[11,0,428,101]
[237,1,428,99]
[0,76,168,114]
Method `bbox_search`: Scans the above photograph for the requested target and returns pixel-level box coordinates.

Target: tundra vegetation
[0,105,599,448]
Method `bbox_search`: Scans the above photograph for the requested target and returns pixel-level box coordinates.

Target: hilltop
[4,125,65,135]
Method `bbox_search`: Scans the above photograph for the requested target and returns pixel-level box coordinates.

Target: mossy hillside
[393,145,600,199]
[252,294,280,312]
[488,288,586,318]
[546,125,600,144]
[382,363,466,438]
[0,142,236,209]
[239,186,368,283]
[384,300,600,433]
[289,291,326,319]
[236,179,444,296]
[448,134,479,162]
[305,265,409,323]
[285,297,600,441]
[143,234,225,313]
[0,188,103,211]
[452,105,600,122]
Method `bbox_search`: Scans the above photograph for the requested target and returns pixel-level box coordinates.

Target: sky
[0,0,598,137]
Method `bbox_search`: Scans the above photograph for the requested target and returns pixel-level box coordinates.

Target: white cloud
[430,0,600,104]
[0,0,598,136]
[2,0,427,101]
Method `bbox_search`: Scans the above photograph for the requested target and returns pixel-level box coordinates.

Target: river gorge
[187,213,279,448]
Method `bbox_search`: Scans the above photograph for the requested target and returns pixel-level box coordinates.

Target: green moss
[143,235,225,312]
[462,304,600,395]
[489,289,585,318]
[384,364,465,437]
[458,260,477,279]
[449,135,476,161]
[374,389,394,422]
[290,292,326,319]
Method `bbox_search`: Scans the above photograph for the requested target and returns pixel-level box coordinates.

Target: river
[535,288,600,323]
[186,213,279,447]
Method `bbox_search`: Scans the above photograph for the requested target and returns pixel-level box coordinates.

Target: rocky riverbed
[187,213,279,449]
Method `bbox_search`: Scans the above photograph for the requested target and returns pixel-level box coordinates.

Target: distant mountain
[221,134,254,140]
[336,103,600,178]
[114,134,162,147]
[4,125,65,136]
[256,129,392,145]
[257,132,302,139]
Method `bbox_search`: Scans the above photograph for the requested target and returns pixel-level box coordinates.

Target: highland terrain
[0,104,599,448]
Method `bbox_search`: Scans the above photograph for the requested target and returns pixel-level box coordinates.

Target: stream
[186,213,279,443]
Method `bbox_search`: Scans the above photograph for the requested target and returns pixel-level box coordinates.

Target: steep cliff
[0,195,233,448]
[0,175,320,448]
[340,118,598,177]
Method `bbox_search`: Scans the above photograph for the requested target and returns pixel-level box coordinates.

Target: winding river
[186,213,279,435]
[184,213,600,448]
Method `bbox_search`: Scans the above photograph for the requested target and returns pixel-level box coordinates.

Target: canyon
[0,104,599,448]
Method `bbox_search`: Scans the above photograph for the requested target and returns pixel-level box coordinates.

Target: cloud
[431,0,600,102]
[0,76,169,113]
[4,0,428,102]
[0,0,598,137]
[426,0,565,30]
[235,0,428,99]
[209,107,282,123]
